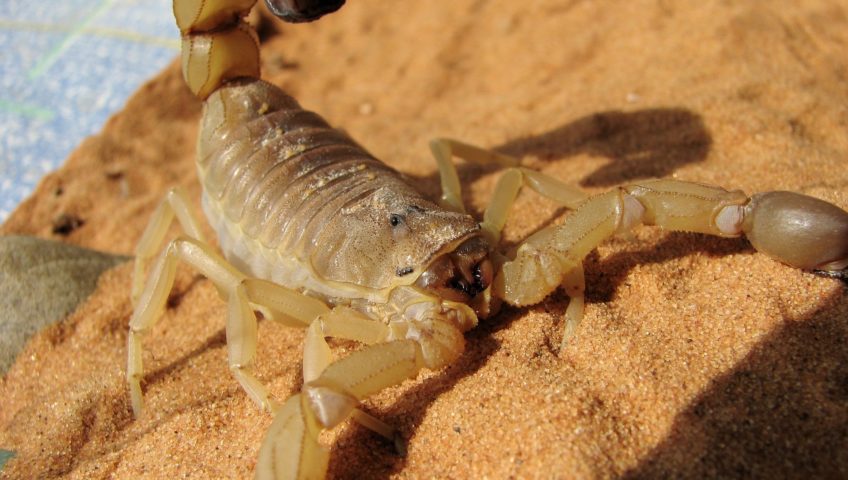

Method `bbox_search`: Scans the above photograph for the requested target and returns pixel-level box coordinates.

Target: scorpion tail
[256,394,329,480]
[174,0,261,100]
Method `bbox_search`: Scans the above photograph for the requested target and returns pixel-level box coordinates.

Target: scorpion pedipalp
[256,394,329,480]
[739,191,848,272]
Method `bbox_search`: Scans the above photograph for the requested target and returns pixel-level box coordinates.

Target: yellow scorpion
[127,1,848,478]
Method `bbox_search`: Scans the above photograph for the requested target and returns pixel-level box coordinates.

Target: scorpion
[127,1,848,478]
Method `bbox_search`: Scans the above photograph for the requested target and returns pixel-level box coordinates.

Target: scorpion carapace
[127,1,848,479]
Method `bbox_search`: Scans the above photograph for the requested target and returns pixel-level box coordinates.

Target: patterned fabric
[0,0,178,220]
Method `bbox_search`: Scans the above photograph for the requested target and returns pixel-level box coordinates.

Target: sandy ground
[2,0,847,478]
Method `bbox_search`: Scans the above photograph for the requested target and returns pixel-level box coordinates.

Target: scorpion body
[127,1,848,479]
[198,81,480,303]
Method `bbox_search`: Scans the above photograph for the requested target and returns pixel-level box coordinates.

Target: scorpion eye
[389,213,409,240]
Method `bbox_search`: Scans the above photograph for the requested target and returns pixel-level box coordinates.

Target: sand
[2,0,847,478]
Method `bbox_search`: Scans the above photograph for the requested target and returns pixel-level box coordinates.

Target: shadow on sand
[625,288,848,478]
[494,107,712,188]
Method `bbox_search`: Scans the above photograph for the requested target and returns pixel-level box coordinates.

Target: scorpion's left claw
[256,394,329,480]
[736,191,848,272]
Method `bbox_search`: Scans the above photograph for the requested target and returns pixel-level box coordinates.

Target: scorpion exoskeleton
[127,1,848,478]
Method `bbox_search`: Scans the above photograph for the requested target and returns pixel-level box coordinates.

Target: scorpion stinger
[129,1,848,479]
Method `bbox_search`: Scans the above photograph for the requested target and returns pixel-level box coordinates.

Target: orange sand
[2,0,847,478]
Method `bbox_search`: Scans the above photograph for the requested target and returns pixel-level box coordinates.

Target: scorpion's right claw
[256,394,329,480]
[737,191,848,273]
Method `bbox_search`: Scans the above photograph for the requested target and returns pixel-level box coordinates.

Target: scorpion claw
[256,394,329,480]
[741,191,848,272]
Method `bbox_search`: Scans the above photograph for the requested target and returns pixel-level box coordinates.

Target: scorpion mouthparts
[416,237,493,304]
[443,257,494,301]
[450,257,493,298]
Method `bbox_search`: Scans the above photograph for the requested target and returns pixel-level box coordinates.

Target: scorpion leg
[129,236,245,415]
[301,306,390,382]
[301,308,405,449]
[131,241,401,417]
[237,281,403,446]
[480,165,589,246]
[494,188,628,346]
[430,138,590,343]
[429,138,587,244]
[130,237,328,416]
[429,138,519,213]
[236,282,403,441]
[560,264,585,348]
[259,319,465,479]
[131,187,205,306]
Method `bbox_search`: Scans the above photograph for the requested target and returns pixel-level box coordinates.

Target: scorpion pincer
[127,1,848,478]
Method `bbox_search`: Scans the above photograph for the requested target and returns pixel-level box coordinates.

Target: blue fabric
[0,0,179,220]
